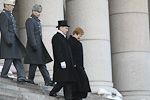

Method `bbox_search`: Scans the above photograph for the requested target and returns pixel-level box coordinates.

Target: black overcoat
[52,32,74,82]
[0,9,27,59]
[24,14,52,64]
[68,35,91,98]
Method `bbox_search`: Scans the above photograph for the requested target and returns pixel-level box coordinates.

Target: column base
[122,91,150,100]
[90,81,113,93]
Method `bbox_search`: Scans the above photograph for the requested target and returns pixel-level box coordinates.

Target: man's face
[5,4,14,12]
[60,26,69,35]
[33,10,41,17]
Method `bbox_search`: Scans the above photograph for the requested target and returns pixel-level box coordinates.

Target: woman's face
[74,33,83,40]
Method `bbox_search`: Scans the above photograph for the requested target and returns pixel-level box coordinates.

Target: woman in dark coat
[68,27,91,100]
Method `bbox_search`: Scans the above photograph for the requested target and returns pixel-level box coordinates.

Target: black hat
[56,20,70,28]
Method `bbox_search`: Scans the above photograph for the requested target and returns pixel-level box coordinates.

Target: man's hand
[60,61,66,69]
[74,65,76,68]
[6,42,12,46]
[32,45,37,51]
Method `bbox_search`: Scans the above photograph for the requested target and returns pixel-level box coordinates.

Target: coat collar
[31,14,40,22]
[3,9,11,16]
[57,30,66,38]
[69,35,81,44]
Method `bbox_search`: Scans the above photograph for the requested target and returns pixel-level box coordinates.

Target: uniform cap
[4,0,15,5]
[32,4,42,13]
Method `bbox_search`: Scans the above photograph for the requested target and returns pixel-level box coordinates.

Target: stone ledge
[0,77,112,100]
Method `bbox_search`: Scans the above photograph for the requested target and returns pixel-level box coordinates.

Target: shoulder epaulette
[2,10,5,13]
[29,17,32,18]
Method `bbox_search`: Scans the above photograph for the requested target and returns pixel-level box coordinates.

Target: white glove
[60,61,66,69]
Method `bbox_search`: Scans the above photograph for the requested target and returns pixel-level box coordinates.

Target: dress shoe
[45,81,54,86]
[49,92,57,97]
[17,77,30,82]
[1,76,10,79]
[27,79,38,85]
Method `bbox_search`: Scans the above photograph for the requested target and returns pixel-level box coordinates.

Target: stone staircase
[0,77,61,100]
[0,77,111,100]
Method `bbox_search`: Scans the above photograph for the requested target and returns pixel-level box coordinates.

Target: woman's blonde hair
[73,27,84,35]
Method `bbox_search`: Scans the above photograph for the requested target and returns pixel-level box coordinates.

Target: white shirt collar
[58,30,66,38]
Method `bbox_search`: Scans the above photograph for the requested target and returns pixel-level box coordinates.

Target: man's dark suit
[50,32,75,100]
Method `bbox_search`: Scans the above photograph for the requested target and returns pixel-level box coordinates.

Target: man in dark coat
[24,4,53,86]
[49,20,75,100]
[68,27,91,100]
[0,0,29,82]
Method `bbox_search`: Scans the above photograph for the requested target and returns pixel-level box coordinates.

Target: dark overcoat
[24,14,52,64]
[52,32,74,82]
[0,9,27,59]
[68,35,91,98]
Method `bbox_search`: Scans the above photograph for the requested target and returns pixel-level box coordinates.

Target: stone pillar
[17,0,64,83]
[0,0,3,12]
[109,0,150,99]
[66,0,114,93]
[149,0,150,29]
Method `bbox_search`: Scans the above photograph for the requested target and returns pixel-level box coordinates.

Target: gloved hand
[32,45,37,51]
[6,42,12,46]
[60,61,66,69]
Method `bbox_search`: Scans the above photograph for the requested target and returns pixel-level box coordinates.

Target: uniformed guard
[0,0,29,82]
[24,4,53,86]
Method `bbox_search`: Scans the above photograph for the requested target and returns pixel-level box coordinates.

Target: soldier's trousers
[28,64,52,83]
[1,59,26,78]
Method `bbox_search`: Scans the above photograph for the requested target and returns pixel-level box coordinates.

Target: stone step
[0,77,112,100]
[0,77,59,100]
[0,94,25,100]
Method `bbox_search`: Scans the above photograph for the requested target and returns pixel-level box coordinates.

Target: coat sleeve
[0,12,11,43]
[52,35,65,63]
[25,18,37,47]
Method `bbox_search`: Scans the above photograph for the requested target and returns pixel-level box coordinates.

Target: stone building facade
[0,0,150,100]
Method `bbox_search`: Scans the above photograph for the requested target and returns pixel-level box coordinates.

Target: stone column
[109,0,150,99]
[66,0,114,93]
[149,0,150,29]
[17,0,64,83]
[0,0,3,12]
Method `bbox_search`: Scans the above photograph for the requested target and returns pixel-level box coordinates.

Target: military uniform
[24,13,53,85]
[0,9,27,80]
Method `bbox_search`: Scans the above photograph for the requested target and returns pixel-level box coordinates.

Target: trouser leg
[50,82,64,94]
[28,64,37,81]
[38,65,51,83]
[13,59,26,78]
[1,59,13,77]
[63,82,72,100]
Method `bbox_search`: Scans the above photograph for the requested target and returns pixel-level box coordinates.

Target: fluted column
[0,0,3,12]
[66,0,114,93]
[109,0,150,99]
[17,0,64,83]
